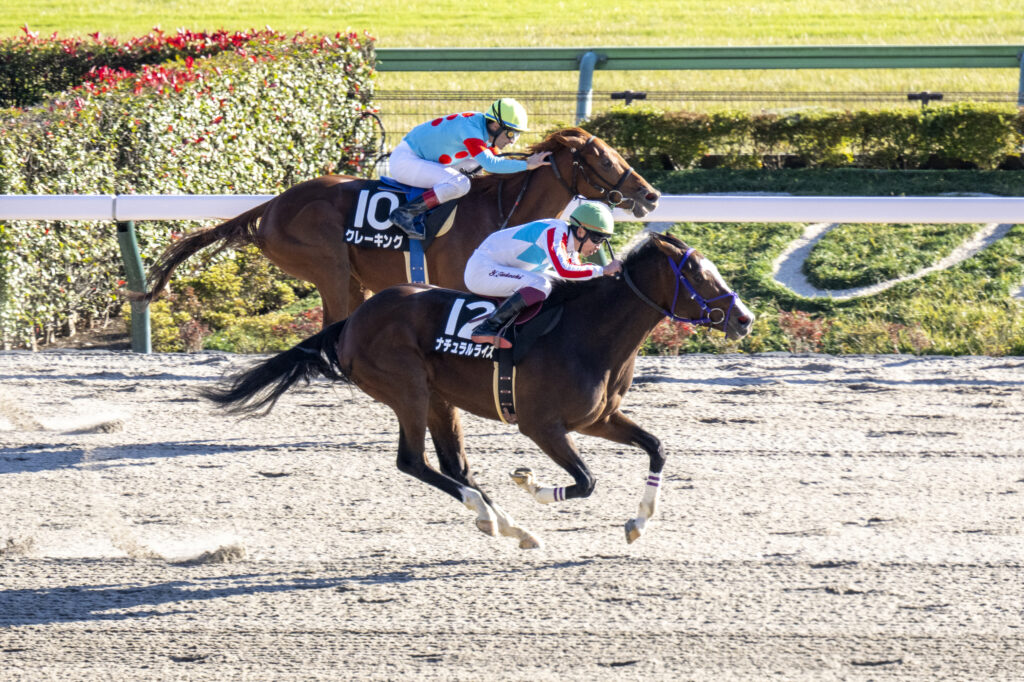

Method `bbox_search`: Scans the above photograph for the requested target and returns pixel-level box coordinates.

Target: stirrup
[471,332,512,349]
[389,207,425,239]
[471,321,512,349]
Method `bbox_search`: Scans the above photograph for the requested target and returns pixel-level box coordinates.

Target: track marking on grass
[772,222,1016,300]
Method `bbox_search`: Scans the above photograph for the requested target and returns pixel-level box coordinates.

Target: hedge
[0,27,286,108]
[0,30,379,348]
[585,104,1024,171]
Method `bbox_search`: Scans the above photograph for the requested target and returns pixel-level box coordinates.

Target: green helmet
[484,97,529,132]
[569,202,615,236]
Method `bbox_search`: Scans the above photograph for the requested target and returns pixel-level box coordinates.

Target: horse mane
[525,126,592,155]
[546,231,698,306]
[470,127,594,194]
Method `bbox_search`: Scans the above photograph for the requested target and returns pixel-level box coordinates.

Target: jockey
[465,201,623,348]
[387,97,552,239]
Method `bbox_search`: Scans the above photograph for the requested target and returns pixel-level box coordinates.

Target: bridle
[549,136,637,209]
[496,134,637,229]
[621,247,739,328]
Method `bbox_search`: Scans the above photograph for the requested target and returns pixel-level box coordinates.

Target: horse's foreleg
[512,427,595,506]
[579,411,665,544]
[427,398,540,548]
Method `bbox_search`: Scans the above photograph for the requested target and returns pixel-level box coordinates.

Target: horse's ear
[651,231,687,256]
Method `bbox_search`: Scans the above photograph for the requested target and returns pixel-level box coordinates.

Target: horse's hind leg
[427,397,541,549]
[393,409,498,538]
[579,410,665,544]
[260,199,354,327]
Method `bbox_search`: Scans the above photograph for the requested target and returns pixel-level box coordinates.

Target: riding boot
[471,292,529,349]
[389,189,440,239]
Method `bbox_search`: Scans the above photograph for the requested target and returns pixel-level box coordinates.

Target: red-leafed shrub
[644,318,697,355]
[1,26,296,107]
[777,309,831,353]
[0,29,379,348]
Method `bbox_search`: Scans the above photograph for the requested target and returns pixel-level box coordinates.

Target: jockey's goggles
[583,228,610,246]
[503,127,520,142]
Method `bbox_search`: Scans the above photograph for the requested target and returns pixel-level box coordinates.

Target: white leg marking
[510,467,566,505]
[490,502,543,549]
[626,471,662,544]
[460,486,497,537]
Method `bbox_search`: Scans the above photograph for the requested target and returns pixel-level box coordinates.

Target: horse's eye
[601,157,612,168]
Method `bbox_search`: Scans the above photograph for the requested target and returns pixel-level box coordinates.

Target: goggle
[503,128,520,142]
[571,218,610,245]
[584,229,610,246]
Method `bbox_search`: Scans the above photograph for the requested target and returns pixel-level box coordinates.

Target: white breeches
[389,140,472,203]
[464,251,554,299]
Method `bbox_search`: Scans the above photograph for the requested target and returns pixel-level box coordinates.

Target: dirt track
[1,350,1022,680]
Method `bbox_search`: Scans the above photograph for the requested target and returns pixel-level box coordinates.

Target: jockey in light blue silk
[387,98,552,239]
[464,201,623,348]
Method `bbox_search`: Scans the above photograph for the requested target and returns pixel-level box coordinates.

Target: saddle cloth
[344,177,458,252]
[434,293,564,425]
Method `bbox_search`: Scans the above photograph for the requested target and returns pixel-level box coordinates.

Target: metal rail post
[575,51,603,124]
[1018,51,1024,107]
[116,221,151,353]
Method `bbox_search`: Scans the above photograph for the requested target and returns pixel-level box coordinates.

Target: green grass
[6,1,1023,96]
[648,219,1024,355]
[803,222,981,289]
[8,0,1022,45]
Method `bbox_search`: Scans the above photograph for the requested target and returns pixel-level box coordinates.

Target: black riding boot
[471,292,529,349]
[388,197,428,239]
[388,189,439,240]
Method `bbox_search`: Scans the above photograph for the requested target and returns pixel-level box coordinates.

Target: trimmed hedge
[586,104,1024,171]
[1,27,284,108]
[0,30,379,348]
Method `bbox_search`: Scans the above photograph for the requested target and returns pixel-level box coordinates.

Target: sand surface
[1,350,1022,680]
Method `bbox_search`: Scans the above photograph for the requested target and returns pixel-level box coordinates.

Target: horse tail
[128,202,269,303]
[202,320,348,417]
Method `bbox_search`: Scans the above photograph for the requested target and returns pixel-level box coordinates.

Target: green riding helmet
[569,201,615,236]
[484,97,529,132]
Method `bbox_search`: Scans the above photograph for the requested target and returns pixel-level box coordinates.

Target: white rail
[1,194,1023,223]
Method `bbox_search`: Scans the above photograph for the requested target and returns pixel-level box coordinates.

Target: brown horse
[204,232,754,548]
[139,127,661,325]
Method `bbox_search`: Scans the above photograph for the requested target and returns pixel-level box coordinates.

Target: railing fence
[3,193,1022,352]
[373,45,1024,145]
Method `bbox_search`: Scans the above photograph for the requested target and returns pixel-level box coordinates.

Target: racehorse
[204,232,755,548]
[138,127,661,325]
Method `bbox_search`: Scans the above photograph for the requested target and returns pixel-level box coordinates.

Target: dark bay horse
[204,232,754,548]
[139,127,661,325]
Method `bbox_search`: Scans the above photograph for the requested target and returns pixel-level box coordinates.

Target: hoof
[518,533,543,550]
[476,519,497,537]
[625,518,643,544]
[510,467,535,489]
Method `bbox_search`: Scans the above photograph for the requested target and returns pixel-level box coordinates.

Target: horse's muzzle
[629,188,661,218]
[724,302,755,341]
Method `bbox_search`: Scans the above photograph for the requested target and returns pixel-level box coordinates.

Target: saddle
[345,177,458,251]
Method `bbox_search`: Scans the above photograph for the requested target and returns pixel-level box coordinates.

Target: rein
[496,170,533,230]
[621,247,739,327]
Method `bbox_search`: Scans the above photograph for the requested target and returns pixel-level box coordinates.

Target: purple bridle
[622,247,739,327]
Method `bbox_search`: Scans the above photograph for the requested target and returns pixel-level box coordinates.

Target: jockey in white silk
[465,202,622,348]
